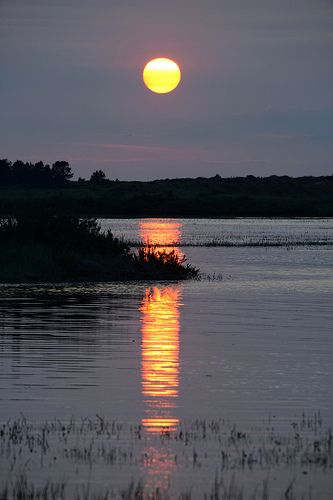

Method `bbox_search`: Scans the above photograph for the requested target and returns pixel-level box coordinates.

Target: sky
[0,0,332,180]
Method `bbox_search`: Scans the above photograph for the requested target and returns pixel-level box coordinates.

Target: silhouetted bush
[0,213,198,282]
[135,245,199,279]
[0,213,129,257]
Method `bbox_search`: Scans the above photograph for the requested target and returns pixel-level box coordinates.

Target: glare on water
[139,218,183,258]
[140,286,181,433]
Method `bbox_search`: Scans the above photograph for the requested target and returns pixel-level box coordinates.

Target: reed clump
[135,245,199,279]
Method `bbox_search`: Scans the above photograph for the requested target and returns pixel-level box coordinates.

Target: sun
[143,58,181,94]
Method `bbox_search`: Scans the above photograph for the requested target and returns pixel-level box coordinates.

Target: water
[0,218,332,498]
[101,217,333,246]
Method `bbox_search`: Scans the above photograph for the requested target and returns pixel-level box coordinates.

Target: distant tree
[51,161,73,183]
[12,160,31,185]
[31,161,53,186]
[0,158,76,187]
[0,159,12,185]
[90,170,106,184]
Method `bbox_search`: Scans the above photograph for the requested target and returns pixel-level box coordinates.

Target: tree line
[0,159,109,187]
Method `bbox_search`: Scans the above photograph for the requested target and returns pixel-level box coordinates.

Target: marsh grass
[0,477,301,500]
[0,414,331,499]
[126,237,333,249]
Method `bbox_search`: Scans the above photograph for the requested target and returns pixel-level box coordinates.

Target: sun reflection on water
[139,218,183,492]
[139,284,182,493]
[140,286,181,434]
[139,218,182,256]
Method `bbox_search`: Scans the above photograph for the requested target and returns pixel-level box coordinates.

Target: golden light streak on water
[139,219,183,491]
[139,218,182,257]
[140,286,181,434]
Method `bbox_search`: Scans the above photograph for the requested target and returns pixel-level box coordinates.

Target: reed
[0,414,330,499]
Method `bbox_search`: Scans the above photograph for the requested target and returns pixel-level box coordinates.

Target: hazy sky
[1,0,332,179]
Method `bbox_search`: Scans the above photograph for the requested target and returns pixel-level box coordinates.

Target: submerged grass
[127,238,333,249]
[0,476,306,500]
[0,214,198,282]
[0,414,331,499]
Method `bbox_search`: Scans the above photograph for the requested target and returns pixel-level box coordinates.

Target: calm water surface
[0,218,332,423]
[0,218,332,497]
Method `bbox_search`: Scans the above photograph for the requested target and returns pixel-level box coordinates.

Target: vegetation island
[0,213,198,283]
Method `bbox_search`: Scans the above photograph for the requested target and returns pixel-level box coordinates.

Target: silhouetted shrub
[135,245,199,279]
[0,213,198,282]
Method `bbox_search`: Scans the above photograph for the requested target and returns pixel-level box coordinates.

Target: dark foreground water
[0,218,332,498]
